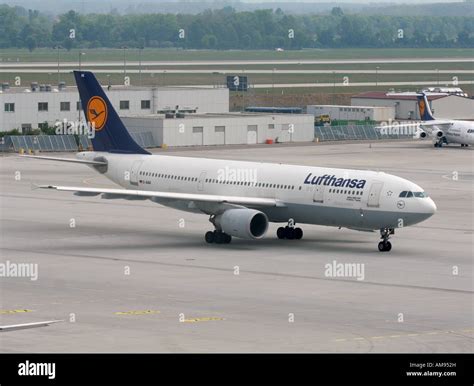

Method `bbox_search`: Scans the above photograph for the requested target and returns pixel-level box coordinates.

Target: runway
[2,58,473,68]
[0,140,472,352]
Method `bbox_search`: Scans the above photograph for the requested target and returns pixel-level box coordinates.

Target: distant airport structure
[306,105,395,122]
[0,83,229,133]
[351,91,474,120]
[122,112,314,147]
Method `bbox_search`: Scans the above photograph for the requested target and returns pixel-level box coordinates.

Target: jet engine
[215,209,269,240]
[433,129,444,138]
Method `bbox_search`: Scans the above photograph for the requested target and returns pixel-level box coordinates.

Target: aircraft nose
[423,197,437,216]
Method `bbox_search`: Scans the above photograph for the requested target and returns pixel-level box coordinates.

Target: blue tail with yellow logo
[74,71,150,154]
[416,93,435,121]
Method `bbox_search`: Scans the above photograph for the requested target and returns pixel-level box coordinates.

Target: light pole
[138,47,143,86]
[162,70,167,86]
[122,46,127,78]
[78,51,85,71]
[242,69,246,112]
[272,68,276,107]
[55,45,62,84]
[332,71,336,105]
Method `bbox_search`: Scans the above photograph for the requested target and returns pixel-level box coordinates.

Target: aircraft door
[197,171,206,191]
[130,160,144,186]
[313,185,324,203]
[367,181,383,207]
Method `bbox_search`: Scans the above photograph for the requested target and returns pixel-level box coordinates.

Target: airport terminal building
[0,83,229,133]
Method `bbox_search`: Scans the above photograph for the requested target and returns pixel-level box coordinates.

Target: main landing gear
[205,230,231,244]
[277,220,303,240]
[378,228,394,252]
[205,215,232,244]
[434,137,447,148]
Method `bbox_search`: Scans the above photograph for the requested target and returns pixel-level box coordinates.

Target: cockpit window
[399,191,428,198]
[413,192,427,198]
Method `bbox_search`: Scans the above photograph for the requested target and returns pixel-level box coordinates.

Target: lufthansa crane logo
[86,96,107,131]
[419,99,425,116]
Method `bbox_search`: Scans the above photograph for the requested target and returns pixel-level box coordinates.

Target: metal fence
[314,125,414,142]
[0,132,156,152]
[1,135,84,152]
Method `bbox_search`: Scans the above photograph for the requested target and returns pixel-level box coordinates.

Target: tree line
[0,5,473,51]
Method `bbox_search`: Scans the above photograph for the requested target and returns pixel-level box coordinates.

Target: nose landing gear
[378,228,394,252]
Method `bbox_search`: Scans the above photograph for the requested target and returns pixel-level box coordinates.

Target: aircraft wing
[0,320,63,332]
[37,185,285,208]
[419,121,453,130]
[19,155,107,165]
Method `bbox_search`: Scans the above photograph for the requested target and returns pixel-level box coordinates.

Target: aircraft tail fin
[416,93,435,121]
[74,71,150,154]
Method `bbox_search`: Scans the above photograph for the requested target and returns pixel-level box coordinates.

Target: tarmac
[0,140,472,352]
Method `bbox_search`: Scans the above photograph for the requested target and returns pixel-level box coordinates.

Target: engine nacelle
[419,130,427,139]
[433,129,444,138]
[216,209,269,240]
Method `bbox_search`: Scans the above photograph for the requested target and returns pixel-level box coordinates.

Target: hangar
[0,83,229,133]
[351,92,474,120]
[122,112,315,147]
[306,105,395,122]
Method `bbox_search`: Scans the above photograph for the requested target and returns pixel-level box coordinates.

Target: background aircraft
[416,93,474,148]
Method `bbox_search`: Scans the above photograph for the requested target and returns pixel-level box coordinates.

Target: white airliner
[22,71,437,252]
[415,93,474,148]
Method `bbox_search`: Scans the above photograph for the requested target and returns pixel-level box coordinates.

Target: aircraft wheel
[277,227,286,239]
[205,231,215,244]
[214,231,224,244]
[378,241,392,252]
[294,227,303,240]
[285,226,295,240]
[224,233,232,244]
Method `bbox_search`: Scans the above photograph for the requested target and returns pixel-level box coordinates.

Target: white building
[351,92,474,120]
[306,105,394,122]
[0,84,229,133]
[122,113,315,147]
